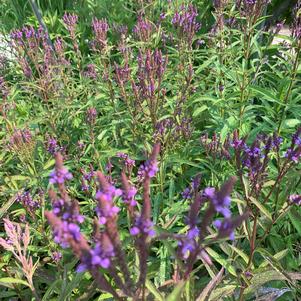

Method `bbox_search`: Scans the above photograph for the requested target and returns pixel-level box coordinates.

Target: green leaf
[288,207,301,236]
[0,195,16,219]
[196,268,224,301]
[193,105,208,117]
[229,245,249,265]
[145,278,164,301]
[43,158,55,170]
[209,285,236,301]
[206,248,237,276]
[166,280,187,301]
[0,277,30,288]
[42,279,60,301]
[283,119,300,128]
[259,249,289,268]
[249,196,272,222]
[245,270,301,295]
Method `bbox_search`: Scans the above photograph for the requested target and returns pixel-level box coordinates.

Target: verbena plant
[0,0,301,300]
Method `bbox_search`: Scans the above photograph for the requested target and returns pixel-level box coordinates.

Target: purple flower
[95,184,121,224]
[76,234,114,272]
[49,167,73,184]
[130,216,155,237]
[292,1,301,40]
[96,185,122,202]
[81,167,95,182]
[86,107,97,124]
[137,157,159,181]
[92,18,109,50]
[289,194,301,205]
[91,242,114,268]
[160,13,166,20]
[272,133,282,149]
[182,187,192,200]
[45,136,64,156]
[122,186,137,207]
[52,251,62,263]
[81,183,90,192]
[178,226,199,259]
[53,221,79,248]
[63,13,78,31]
[204,187,231,218]
[245,0,256,4]
[19,214,26,223]
[117,152,135,168]
[16,191,40,212]
[83,64,98,80]
[9,128,33,151]
[105,160,113,172]
[172,4,201,46]
[214,219,235,241]
[133,15,153,41]
[284,127,301,163]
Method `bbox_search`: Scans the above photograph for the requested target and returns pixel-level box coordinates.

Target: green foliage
[0,0,301,300]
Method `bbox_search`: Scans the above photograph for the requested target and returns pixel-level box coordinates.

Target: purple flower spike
[95,172,122,224]
[204,177,236,218]
[122,186,137,207]
[130,217,155,237]
[50,167,73,184]
[178,226,199,259]
[92,18,109,50]
[214,219,235,241]
[117,152,136,168]
[86,107,97,124]
[214,212,249,241]
[172,4,201,46]
[138,157,159,181]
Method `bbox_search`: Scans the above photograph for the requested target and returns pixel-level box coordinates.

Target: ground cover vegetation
[0,0,301,300]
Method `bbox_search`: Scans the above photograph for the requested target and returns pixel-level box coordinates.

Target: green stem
[277,46,300,134]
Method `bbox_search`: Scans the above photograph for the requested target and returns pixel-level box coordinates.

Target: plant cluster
[0,0,301,300]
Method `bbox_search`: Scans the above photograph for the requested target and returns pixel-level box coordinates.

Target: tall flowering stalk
[8,128,35,164]
[172,4,201,49]
[91,18,109,52]
[199,129,301,300]
[9,25,65,101]
[63,13,80,54]
[133,49,168,127]
[133,15,153,42]
[46,145,161,299]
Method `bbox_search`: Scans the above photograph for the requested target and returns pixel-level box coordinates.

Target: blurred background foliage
[0,0,298,34]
